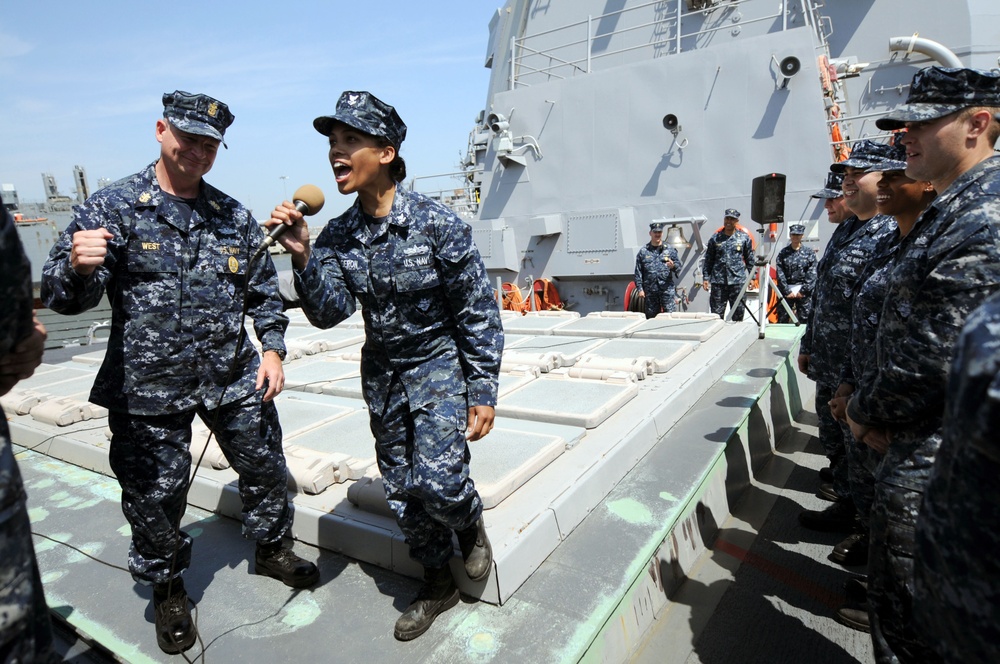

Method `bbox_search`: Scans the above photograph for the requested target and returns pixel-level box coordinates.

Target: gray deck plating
[7,310,759,606]
[8,314,829,663]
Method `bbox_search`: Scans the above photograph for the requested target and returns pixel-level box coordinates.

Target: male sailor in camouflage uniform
[41,91,318,655]
[267,91,503,641]
[798,140,896,531]
[702,208,754,320]
[846,66,1000,664]
[914,291,1000,664]
[774,223,817,323]
[634,221,683,318]
[0,196,58,663]
[797,172,847,486]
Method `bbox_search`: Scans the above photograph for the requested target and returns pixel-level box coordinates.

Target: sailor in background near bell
[40,91,318,655]
[702,208,754,321]
[797,139,897,536]
[0,195,58,663]
[266,90,503,642]
[842,66,1000,664]
[634,221,683,319]
[914,292,1000,664]
[774,223,817,324]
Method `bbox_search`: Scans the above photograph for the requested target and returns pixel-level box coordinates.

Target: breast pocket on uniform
[394,248,440,287]
[215,248,247,277]
[394,253,441,317]
[127,243,179,274]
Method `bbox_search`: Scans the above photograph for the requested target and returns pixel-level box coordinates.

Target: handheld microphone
[253,184,326,260]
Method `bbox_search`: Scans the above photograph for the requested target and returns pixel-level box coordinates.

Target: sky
[0,1,500,216]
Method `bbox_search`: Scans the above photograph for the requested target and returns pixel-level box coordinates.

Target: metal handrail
[408,171,480,219]
[511,0,788,87]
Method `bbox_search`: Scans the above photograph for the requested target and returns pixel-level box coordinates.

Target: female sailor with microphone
[266,90,504,642]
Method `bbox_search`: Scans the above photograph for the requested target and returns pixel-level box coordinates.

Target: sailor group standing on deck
[797,66,1000,664]
[4,66,1000,663]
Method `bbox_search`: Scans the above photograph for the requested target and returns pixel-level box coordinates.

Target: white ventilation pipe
[888,35,962,67]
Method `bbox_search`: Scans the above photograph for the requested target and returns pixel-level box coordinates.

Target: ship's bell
[665,224,690,250]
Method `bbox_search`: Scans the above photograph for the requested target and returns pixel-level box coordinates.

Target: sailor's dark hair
[374,135,407,183]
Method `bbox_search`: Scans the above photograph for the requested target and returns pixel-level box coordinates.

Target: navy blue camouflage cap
[162,91,234,148]
[788,223,806,235]
[313,91,407,148]
[811,171,844,199]
[876,67,1000,130]
[865,138,907,172]
[724,208,740,219]
[649,221,665,231]
[866,159,908,173]
[830,139,896,172]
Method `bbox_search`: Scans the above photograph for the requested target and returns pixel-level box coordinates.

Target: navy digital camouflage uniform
[848,156,1000,664]
[0,197,57,662]
[800,208,896,498]
[774,232,817,324]
[914,291,1000,664]
[703,222,753,321]
[40,161,292,585]
[634,239,682,318]
[839,230,901,530]
[294,184,503,569]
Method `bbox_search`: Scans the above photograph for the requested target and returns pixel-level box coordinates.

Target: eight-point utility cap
[865,139,908,172]
[875,66,1000,131]
[789,223,806,235]
[162,91,235,148]
[649,221,665,231]
[313,91,407,148]
[830,139,897,172]
[811,171,844,199]
[724,208,741,219]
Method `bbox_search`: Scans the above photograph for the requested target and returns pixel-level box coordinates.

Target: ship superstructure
[446,0,997,316]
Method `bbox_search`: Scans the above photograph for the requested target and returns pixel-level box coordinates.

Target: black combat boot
[254,542,320,588]
[835,602,871,632]
[394,565,460,641]
[153,578,197,654]
[798,499,857,533]
[456,517,493,582]
[817,482,840,502]
[830,531,869,566]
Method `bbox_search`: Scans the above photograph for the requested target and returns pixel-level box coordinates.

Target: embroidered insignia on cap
[208,102,218,117]
[228,256,239,273]
[139,192,151,203]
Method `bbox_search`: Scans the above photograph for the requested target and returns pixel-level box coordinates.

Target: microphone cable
[156,187,323,659]
[157,215,279,662]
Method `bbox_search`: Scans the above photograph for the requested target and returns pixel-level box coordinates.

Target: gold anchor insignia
[228,256,239,273]
[208,102,218,117]
[139,192,151,203]
[210,200,221,211]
